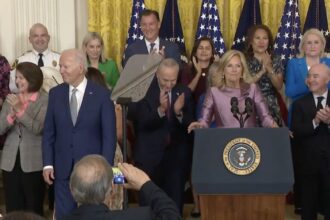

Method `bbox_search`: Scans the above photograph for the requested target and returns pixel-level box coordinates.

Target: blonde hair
[207,61,220,87]
[298,28,326,58]
[211,50,253,88]
[82,32,106,63]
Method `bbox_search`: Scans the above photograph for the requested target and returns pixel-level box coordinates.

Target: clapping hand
[174,93,185,115]
[261,51,273,73]
[159,89,170,114]
[316,106,330,124]
[6,94,23,113]
[192,56,202,75]
[158,46,166,58]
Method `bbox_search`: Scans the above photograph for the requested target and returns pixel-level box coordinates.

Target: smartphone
[112,167,126,184]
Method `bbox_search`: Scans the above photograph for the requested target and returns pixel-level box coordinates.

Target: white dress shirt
[69,77,87,114]
[145,37,160,53]
[10,48,61,93]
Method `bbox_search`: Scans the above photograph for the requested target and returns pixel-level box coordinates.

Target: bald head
[29,23,50,53]
[306,63,330,95]
[70,155,113,205]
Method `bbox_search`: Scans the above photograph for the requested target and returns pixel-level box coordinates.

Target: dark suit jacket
[42,80,117,179]
[128,77,193,174]
[122,39,181,67]
[291,91,330,174]
[61,181,182,220]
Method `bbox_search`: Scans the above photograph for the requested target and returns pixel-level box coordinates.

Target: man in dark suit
[128,58,193,213]
[42,49,117,219]
[291,63,330,220]
[62,154,181,220]
[122,9,181,67]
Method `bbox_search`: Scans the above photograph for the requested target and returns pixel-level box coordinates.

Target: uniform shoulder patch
[11,59,18,70]
[51,50,60,55]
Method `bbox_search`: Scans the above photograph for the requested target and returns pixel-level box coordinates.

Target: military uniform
[10,49,61,93]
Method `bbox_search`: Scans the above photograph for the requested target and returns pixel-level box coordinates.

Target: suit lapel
[64,84,72,124]
[75,81,93,126]
[139,40,149,54]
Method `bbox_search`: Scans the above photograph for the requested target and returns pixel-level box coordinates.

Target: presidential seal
[223,138,260,175]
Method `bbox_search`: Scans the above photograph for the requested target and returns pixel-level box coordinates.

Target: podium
[191,128,293,220]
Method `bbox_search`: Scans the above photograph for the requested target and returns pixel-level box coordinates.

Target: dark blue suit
[128,77,193,213]
[122,38,181,67]
[42,80,116,219]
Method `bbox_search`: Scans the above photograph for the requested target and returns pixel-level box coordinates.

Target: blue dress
[285,57,330,127]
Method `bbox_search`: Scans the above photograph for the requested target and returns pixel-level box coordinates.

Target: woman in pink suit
[188,50,277,132]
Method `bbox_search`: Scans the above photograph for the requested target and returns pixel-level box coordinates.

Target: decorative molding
[14,0,59,54]
[0,0,87,63]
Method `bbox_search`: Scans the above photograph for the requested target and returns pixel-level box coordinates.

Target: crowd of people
[0,8,329,220]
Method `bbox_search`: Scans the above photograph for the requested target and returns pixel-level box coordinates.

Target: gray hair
[70,155,113,205]
[157,58,179,75]
[62,49,88,71]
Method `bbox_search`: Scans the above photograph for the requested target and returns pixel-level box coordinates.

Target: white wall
[0,0,88,64]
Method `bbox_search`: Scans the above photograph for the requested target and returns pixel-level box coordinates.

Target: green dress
[98,59,120,89]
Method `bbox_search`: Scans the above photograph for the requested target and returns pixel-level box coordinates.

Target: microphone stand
[116,97,132,210]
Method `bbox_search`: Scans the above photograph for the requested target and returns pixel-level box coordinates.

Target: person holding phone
[63,155,182,220]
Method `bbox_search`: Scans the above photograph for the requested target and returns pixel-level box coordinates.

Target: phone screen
[112,167,126,184]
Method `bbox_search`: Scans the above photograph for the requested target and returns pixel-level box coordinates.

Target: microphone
[244,97,253,117]
[230,97,239,118]
[230,97,243,127]
[242,97,254,126]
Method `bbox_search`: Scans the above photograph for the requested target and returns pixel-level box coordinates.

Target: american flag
[159,0,187,62]
[125,0,145,46]
[231,0,262,51]
[303,0,329,37]
[195,0,226,55]
[273,0,302,67]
